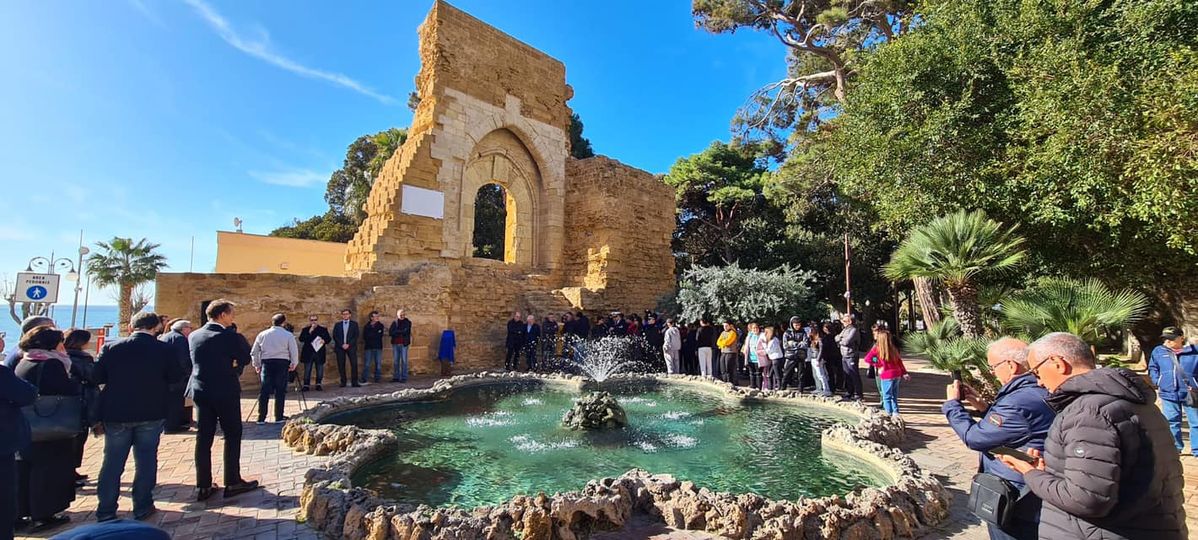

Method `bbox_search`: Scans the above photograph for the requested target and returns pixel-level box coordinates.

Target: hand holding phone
[988,446,1036,463]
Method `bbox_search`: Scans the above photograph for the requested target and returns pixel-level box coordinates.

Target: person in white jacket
[662,318,682,375]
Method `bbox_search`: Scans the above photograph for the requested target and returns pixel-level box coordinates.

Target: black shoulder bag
[968,472,1021,528]
[20,361,85,443]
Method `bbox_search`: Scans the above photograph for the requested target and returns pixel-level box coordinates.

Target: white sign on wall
[15,272,61,303]
[400,185,445,219]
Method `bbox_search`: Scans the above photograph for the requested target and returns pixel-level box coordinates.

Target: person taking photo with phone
[996,332,1187,540]
[942,337,1055,540]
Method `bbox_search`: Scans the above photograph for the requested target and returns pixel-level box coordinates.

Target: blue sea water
[0,304,138,345]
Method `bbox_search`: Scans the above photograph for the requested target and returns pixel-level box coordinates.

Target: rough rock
[561,392,628,430]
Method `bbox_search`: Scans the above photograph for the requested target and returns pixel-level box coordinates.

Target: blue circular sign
[26,285,47,300]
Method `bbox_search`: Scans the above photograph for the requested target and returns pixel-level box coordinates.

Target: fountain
[554,334,657,382]
[561,391,628,430]
[284,335,949,539]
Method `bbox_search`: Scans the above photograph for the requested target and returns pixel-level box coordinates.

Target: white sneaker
[891,413,905,429]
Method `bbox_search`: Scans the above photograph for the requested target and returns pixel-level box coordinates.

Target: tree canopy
[775,0,1198,286]
[272,128,407,243]
[568,113,594,159]
[87,237,168,332]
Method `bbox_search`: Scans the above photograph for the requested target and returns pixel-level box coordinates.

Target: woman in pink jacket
[863,329,909,418]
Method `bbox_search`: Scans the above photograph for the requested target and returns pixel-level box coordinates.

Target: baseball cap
[1162,326,1184,339]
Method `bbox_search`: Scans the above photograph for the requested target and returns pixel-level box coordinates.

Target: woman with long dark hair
[63,329,96,488]
[819,322,842,392]
[13,326,80,533]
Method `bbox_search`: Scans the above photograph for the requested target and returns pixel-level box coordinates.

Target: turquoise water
[329,381,887,508]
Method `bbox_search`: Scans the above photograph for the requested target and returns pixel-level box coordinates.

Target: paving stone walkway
[20,364,1195,539]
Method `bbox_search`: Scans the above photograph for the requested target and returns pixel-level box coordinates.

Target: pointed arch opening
[472,183,514,262]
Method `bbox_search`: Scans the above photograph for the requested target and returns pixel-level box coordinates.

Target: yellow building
[214,231,347,276]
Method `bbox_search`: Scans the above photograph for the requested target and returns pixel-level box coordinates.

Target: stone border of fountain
[282,372,950,539]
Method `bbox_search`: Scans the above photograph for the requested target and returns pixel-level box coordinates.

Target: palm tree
[885,210,1026,338]
[88,237,167,332]
[1000,277,1150,347]
[904,317,996,393]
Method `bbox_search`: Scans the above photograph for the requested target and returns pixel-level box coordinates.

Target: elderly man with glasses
[996,332,1187,540]
[942,337,1055,540]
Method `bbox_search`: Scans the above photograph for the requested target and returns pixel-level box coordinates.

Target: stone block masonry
[156,0,676,384]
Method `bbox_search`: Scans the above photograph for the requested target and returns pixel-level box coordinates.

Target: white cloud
[249,169,327,188]
[128,0,167,28]
[183,0,394,104]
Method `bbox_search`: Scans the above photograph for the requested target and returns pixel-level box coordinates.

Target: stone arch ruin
[155,0,676,380]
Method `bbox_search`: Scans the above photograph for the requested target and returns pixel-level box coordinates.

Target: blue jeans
[97,419,164,521]
[363,349,382,382]
[303,361,324,387]
[879,377,901,414]
[1161,398,1198,455]
[391,345,409,381]
[810,358,830,395]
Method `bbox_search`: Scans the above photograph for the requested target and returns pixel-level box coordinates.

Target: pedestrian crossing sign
[15,272,60,303]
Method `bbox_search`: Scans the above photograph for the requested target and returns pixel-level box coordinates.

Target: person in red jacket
[863,329,909,419]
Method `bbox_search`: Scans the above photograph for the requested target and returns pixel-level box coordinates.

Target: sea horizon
[0,304,151,348]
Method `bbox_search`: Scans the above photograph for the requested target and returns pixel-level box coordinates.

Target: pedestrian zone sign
[16,272,60,303]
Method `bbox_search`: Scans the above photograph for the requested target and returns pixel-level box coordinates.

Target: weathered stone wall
[155,270,458,387]
[416,0,571,132]
[347,0,570,275]
[563,156,676,312]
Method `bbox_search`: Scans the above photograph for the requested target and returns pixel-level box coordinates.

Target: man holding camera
[943,337,1055,540]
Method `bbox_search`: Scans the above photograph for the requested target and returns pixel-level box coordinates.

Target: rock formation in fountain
[562,392,628,430]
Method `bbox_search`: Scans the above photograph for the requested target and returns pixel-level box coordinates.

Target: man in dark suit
[523,315,541,372]
[298,315,331,391]
[187,299,259,500]
[332,309,360,388]
[93,312,186,522]
[505,312,524,371]
[158,319,194,432]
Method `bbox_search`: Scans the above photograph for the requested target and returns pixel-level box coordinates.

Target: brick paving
[19,365,1195,539]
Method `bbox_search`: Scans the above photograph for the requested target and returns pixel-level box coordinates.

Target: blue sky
[0,0,785,305]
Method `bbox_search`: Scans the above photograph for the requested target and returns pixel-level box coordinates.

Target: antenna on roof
[233,217,243,233]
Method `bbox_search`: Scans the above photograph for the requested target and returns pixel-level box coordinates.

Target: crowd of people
[503,310,910,418]
[0,301,1195,540]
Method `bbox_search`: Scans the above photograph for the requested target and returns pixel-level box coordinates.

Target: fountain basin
[322,380,885,508]
[284,373,950,539]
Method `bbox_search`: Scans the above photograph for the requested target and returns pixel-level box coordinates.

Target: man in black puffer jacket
[998,332,1186,540]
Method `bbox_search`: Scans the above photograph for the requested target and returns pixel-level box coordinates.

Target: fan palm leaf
[1000,277,1150,346]
[885,210,1026,338]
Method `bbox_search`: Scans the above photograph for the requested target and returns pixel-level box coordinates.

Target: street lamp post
[26,252,78,322]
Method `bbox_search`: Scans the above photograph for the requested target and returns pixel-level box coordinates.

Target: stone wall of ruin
[347,1,571,275]
[562,156,676,312]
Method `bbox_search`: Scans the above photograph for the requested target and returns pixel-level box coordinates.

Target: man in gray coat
[835,315,863,401]
[998,332,1186,539]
